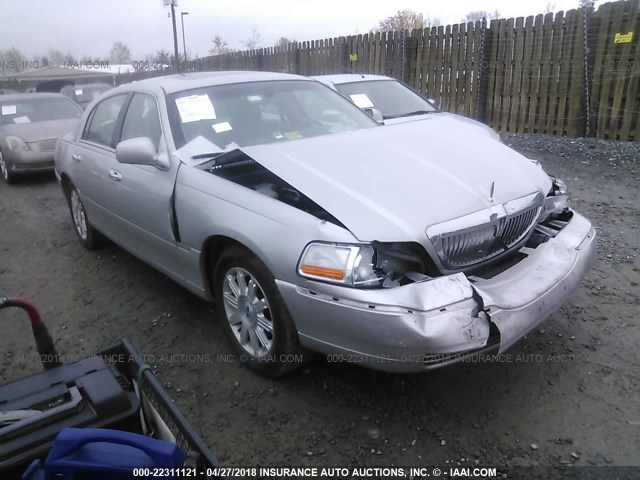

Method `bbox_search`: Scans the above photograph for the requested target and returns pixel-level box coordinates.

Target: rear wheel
[67,185,108,249]
[0,151,15,184]
[214,246,308,377]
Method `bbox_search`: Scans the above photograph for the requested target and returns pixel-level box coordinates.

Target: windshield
[0,97,82,125]
[334,80,438,119]
[167,80,377,151]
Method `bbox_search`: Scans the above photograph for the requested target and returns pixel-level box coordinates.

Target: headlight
[552,177,568,195]
[6,136,29,151]
[298,242,381,287]
[544,176,570,216]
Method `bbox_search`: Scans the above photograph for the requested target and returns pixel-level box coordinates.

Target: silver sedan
[55,71,595,376]
[0,93,82,183]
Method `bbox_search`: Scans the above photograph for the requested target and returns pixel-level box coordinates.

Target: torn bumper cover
[276,211,596,372]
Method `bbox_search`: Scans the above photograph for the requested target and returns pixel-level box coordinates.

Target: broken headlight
[543,176,570,218]
[298,243,382,287]
[297,241,434,288]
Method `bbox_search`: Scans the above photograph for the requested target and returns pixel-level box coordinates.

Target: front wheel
[0,151,15,184]
[67,185,108,250]
[214,246,308,377]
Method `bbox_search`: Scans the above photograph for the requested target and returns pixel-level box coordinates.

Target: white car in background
[312,73,501,140]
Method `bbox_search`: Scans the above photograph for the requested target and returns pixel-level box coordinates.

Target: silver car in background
[55,71,595,377]
[312,73,501,140]
[60,83,113,110]
[0,93,83,183]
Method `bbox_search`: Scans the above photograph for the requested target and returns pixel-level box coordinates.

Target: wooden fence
[181,0,639,141]
[2,0,638,140]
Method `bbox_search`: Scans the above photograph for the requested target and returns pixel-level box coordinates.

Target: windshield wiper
[191,151,226,160]
[384,110,438,120]
[399,110,438,117]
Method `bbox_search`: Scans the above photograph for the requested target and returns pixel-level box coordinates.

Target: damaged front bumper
[276,211,596,372]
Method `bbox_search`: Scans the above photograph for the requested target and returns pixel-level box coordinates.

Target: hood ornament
[489,181,495,202]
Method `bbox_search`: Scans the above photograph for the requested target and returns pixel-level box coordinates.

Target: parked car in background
[55,71,595,377]
[60,83,113,109]
[313,73,501,140]
[0,88,19,95]
[0,93,83,183]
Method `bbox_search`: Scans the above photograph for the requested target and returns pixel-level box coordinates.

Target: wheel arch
[59,172,72,200]
[201,235,263,299]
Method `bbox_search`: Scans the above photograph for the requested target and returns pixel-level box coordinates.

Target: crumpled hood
[0,118,80,143]
[243,116,551,242]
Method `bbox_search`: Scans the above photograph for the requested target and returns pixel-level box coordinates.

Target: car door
[71,93,128,234]
[105,92,183,279]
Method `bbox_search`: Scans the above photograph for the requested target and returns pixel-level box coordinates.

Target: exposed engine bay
[200,149,345,227]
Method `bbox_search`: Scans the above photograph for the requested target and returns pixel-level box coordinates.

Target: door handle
[71,154,82,161]
[108,169,122,181]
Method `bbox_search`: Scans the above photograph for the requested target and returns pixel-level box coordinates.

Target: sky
[0,0,603,60]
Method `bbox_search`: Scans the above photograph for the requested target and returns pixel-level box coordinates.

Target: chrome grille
[428,194,543,271]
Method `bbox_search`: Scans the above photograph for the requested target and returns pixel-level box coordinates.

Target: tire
[67,184,108,250]
[214,246,309,377]
[0,151,15,184]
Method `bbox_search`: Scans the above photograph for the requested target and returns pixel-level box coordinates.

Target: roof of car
[0,92,70,102]
[62,82,112,89]
[113,71,309,94]
[311,74,394,86]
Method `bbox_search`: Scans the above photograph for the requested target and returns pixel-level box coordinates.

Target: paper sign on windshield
[175,94,217,123]
[212,121,232,133]
[349,93,374,109]
[1,105,17,115]
[75,89,83,96]
[13,116,30,124]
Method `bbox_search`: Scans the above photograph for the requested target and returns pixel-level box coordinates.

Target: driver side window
[82,94,127,148]
[120,93,162,151]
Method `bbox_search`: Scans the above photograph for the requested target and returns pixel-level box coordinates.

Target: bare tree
[462,10,502,23]
[109,42,132,64]
[243,26,263,50]
[578,0,595,9]
[154,49,171,66]
[0,47,26,73]
[47,49,66,66]
[63,53,77,66]
[376,9,439,31]
[208,35,234,56]
[276,37,296,48]
[543,2,556,13]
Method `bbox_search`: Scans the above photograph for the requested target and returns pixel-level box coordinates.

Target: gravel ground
[0,133,639,479]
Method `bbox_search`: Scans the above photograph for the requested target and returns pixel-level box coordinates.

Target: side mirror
[116,137,158,166]
[363,107,384,124]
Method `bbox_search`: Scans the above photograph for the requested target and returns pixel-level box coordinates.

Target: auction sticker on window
[75,89,84,96]
[175,94,216,123]
[1,105,17,115]
[349,93,374,109]
[212,121,232,133]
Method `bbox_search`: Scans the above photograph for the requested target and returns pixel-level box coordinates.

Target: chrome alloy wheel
[222,267,274,357]
[70,189,88,239]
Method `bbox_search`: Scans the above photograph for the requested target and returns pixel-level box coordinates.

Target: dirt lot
[1,133,638,478]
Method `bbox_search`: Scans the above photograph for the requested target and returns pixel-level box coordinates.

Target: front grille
[428,194,543,271]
